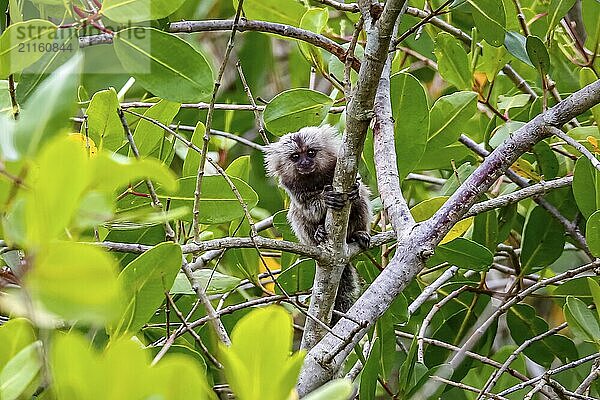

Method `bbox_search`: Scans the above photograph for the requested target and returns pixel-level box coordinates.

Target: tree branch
[78,19,360,72]
[296,79,600,395]
[298,0,408,354]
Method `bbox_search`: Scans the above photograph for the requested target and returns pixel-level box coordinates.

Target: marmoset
[265,125,372,321]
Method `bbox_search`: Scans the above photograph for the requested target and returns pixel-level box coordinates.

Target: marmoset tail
[264,125,372,323]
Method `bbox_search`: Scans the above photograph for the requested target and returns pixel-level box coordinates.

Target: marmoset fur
[265,125,372,321]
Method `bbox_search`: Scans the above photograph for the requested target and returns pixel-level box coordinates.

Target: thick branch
[299,0,408,353]
[372,48,414,235]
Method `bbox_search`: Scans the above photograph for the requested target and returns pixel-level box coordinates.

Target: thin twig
[192,0,245,242]
[235,60,268,144]
[117,108,175,240]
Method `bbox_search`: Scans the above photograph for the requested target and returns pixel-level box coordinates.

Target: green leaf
[504,31,534,67]
[573,156,600,219]
[520,206,565,274]
[26,242,123,324]
[303,380,353,400]
[580,68,600,135]
[113,28,214,103]
[131,99,180,157]
[489,121,525,149]
[101,0,187,23]
[0,19,57,77]
[0,341,42,400]
[433,237,494,271]
[507,304,560,367]
[582,0,600,53]
[298,8,328,71]
[359,337,381,400]
[25,137,90,246]
[467,0,506,46]
[588,278,600,321]
[526,35,551,73]
[51,332,215,399]
[276,259,316,294]
[390,73,429,178]
[587,210,600,257]
[158,175,258,224]
[546,0,577,36]
[87,88,123,152]
[427,91,478,150]
[411,197,474,244]
[12,53,82,159]
[0,318,36,368]
[477,40,510,81]
[112,242,182,336]
[233,0,306,26]
[220,306,305,400]
[92,152,178,194]
[564,296,600,344]
[16,27,79,103]
[263,89,333,135]
[434,33,471,89]
[171,270,242,295]
[226,155,252,181]
[472,209,499,251]
[181,122,205,178]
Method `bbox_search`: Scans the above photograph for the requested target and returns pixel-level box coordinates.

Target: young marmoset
[265,125,372,320]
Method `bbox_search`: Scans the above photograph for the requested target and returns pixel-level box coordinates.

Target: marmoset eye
[307,149,316,158]
[290,153,300,161]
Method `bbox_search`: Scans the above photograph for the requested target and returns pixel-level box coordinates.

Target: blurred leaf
[434,33,471,89]
[25,138,89,246]
[157,175,258,224]
[0,341,42,400]
[101,0,187,23]
[92,152,178,193]
[171,270,242,295]
[26,242,122,324]
[263,89,333,135]
[16,27,79,103]
[112,242,182,336]
[390,72,429,178]
[114,28,213,103]
[0,20,57,77]
[520,206,565,274]
[12,53,82,159]
[220,306,305,400]
[0,318,36,368]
